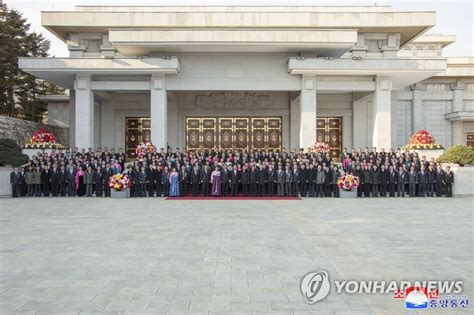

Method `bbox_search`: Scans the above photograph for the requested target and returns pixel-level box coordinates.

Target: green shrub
[436,145,474,166]
[0,139,29,167]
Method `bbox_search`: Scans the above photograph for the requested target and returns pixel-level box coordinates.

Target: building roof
[42,5,436,51]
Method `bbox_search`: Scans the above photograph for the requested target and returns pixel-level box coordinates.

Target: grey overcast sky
[4,0,474,57]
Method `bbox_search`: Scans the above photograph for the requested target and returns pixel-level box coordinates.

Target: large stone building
[19,5,474,159]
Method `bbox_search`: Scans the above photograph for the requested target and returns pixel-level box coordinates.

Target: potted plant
[437,145,474,167]
[109,173,131,198]
[337,173,360,198]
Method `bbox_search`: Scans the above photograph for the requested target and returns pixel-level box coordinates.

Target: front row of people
[10,163,454,198]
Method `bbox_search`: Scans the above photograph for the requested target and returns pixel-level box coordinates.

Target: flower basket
[135,141,157,158]
[337,173,360,192]
[403,130,444,151]
[108,173,131,193]
[23,128,65,150]
[311,142,330,154]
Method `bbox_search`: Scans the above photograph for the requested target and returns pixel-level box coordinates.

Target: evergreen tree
[0,3,62,122]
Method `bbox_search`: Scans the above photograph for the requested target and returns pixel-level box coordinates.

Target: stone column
[299,75,317,150]
[74,74,94,150]
[411,83,423,133]
[452,80,464,145]
[150,74,167,150]
[290,93,300,150]
[372,76,392,150]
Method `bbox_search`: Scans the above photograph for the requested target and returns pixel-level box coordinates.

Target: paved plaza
[0,197,472,315]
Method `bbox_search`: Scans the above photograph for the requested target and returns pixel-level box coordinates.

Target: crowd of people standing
[9,146,454,198]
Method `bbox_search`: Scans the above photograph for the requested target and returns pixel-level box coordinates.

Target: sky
[4,0,474,57]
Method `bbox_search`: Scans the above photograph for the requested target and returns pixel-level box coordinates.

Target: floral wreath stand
[111,189,130,198]
[339,188,357,198]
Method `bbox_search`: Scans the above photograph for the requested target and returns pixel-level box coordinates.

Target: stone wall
[0,116,69,147]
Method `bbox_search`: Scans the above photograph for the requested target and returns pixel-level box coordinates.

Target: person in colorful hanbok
[211,167,221,196]
[169,167,180,197]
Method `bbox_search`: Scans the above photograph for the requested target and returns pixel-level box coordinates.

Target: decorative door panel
[316,118,326,143]
[125,117,151,160]
[235,118,249,150]
[267,118,281,149]
[202,118,217,149]
[251,118,266,149]
[315,117,343,160]
[186,118,201,150]
[467,133,474,148]
[219,118,233,149]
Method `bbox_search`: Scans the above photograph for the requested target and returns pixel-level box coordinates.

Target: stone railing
[0,116,69,147]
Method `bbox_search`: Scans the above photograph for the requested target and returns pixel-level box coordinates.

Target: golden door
[125,117,151,159]
[316,117,342,160]
[185,117,282,151]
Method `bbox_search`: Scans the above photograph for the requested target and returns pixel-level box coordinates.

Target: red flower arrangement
[337,173,360,191]
[24,128,64,149]
[108,173,131,191]
[135,141,157,157]
[403,130,444,150]
[311,142,330,154]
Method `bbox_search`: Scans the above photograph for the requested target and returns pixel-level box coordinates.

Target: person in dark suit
[41,165,52,197]
[276,165,285,197]
[331,165,340,197]
[19,167,27,197]
[285,165,293,196]
[257,166,265,196]
[435,165,444,197]
[66,165,76,197]
[249,165,258,197]
[58,165,67,196]
[291,165,299,197]
[94,166,104,197]
[178,165,188,197]
[299,164,309,197]
[308,164,316,197]
[146,165,156,197]
[229,165,240,197]
[200,165,211,197]
[388,165,398,197]
[354,165,363,197]
[397,166,407,197]
[50,165,59,197]
[103,164,113,197]
[408,166,417,197]
[241,165,250,196]
[266,165,275,196]
[131,167,140,197]
[370,165,380,197]
[10,167,21,198]
[426,165,436,197]
[362,165,371,197]
[191,166,201,197]
[155,165,163,197]
[323,166,332,197]
[220,164,229,197]
[161,166,170,197]
[418,166,427,197]
[444,166,454,197]
[379,165,388,197]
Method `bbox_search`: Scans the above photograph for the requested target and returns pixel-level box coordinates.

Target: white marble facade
[19,5,474,151]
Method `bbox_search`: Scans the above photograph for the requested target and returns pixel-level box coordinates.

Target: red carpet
[166,196,301,200]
